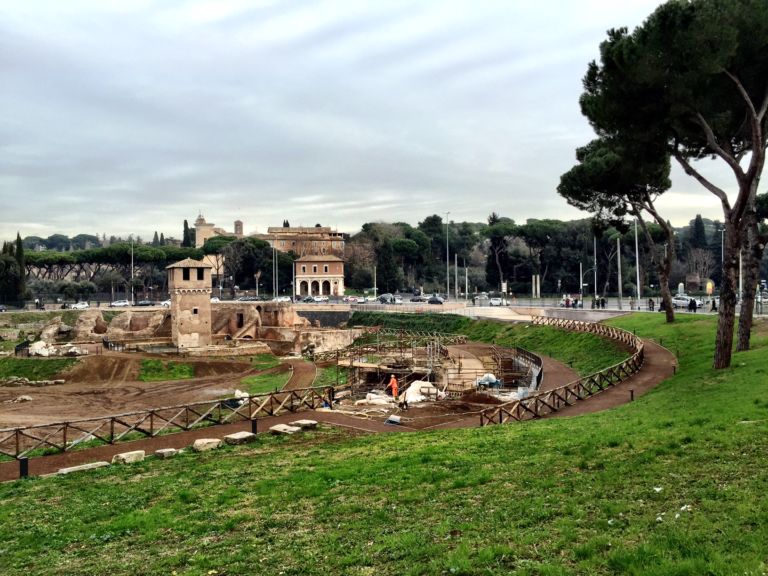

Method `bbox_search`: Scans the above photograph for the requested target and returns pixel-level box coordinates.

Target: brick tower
[166,258,213,348]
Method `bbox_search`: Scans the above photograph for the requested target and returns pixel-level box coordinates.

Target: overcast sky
[0,0,732,242]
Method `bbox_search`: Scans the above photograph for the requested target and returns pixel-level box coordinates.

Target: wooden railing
[0,385,340,459]
[479,316,644,426]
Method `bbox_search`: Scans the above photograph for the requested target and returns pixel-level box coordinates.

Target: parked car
[428,296,444,305]
[489,297,503,306]
[110,299,131,307]
[672,294,704,309]
[70,301,90,310]
[301,296,315,303]
[136,300,155,306]
[210,297,221,303]
[0,304,6,312]
[378,293,395,304]
[411,295,428,302]
[160,299,171,307]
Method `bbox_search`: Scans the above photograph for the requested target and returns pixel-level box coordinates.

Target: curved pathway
[0,337,676,482]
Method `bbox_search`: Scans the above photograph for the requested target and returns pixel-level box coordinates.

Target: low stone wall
[514,307,628,322]
[295,309,354,328]
[300,328,365,355]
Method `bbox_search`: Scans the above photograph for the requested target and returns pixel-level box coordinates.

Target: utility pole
[593,236,598,300]
[454,253,458,300]
[617,237,623,310]
[445,211,450,300]
[634,218,641,304]
[130,239,134,305]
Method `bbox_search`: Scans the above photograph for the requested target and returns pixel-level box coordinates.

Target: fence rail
[479,316,644,426]
[0,385,340,459]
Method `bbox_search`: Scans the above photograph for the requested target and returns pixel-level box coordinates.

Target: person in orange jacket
[386,374,399,400]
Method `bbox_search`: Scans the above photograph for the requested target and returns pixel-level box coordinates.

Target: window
[193,308,198,315]
[313,265,317,273]
[301,265,306,273]
[324,265,328,273]
[197,268,204,280]
[237,313,244,328]
[182,268,190,281]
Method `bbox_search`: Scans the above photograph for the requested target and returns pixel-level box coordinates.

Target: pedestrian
[600,297,606,309]
[386,374,399,401]
[648,298,654,311]
[711,299,717,312]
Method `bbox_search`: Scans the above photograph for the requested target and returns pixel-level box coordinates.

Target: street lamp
[445,211,450,301]
[580,264,595,303]
[634,218,641,302]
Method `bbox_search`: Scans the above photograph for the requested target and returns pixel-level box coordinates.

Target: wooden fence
[479,316,644,426]
[0,385,339,460]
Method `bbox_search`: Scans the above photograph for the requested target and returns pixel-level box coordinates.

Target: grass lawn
[240,369,292,395]
[0,357,76,381]
[1,313,767,575]
[137,359,195,382]
[314,365,349,388]
[250,353,280,371]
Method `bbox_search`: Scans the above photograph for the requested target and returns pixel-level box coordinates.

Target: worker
[386,374,399,401]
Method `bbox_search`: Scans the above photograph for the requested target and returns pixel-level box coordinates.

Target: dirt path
[282,359,317,391]
[0,409,405,482]
[549,339,676,417]
[0,337,676,482]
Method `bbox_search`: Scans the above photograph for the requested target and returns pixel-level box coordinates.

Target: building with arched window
[294,255,345,297]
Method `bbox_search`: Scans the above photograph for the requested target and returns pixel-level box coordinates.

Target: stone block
[269,424,301,435]
[224,431,257,445]
[111,450,145,464]
[191,438,222,452]
[289,419,318,430]
[155,448,178,459]
[58,461,110,475]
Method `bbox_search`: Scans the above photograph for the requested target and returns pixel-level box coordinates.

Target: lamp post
[445,211,450,301]
[580,264,595,303]
[634,218,641,302]
[130,239,134,305]
[593,236,598,300]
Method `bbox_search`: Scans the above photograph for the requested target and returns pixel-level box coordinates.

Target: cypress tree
[160,233,165,246]
[182,220,192,247]
[152,231,160,247]
[14,232,25,297]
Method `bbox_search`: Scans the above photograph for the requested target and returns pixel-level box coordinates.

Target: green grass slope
[1,314,767,575]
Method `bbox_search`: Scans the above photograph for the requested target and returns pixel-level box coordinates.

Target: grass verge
[1,314,767,575]
[0,357,76,380]
[137,360,195,382]
[240,370,291,395]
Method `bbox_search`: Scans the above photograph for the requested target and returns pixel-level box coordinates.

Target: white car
[489,297,503,306]
[672,294,704,309]
[109,299,131,307]
[70,302,89,310]
[210,297,220,303]
[160,299,171,308]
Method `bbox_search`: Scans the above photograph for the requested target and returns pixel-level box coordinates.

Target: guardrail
[479,316,643,425]
[0,385,342,459]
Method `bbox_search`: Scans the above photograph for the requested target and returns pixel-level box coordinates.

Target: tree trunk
[713,221,741,369]
[737,211,766,351]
